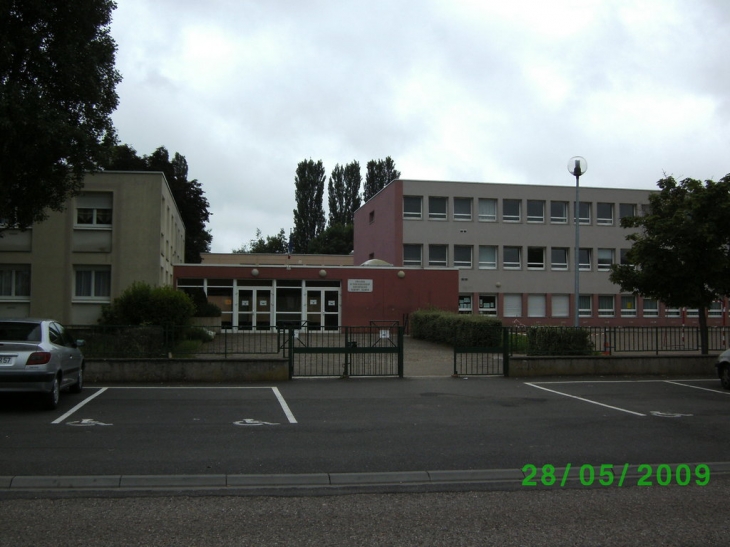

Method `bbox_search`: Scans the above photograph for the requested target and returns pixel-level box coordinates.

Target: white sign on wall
[348,279,373,293]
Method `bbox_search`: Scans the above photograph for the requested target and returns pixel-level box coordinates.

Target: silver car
[0,319,85,409]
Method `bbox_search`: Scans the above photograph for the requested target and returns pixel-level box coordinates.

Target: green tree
[609,174,730,354]
[363,157,401,202]
[343,161,362,224]
[0,0,121,231]
[100,282,195,327]
[327,164,347,227]
[292,159,326,253]
[307,223,354,255]
[327,160,362,227]
[103,145,212,263]
[233,228,288,253]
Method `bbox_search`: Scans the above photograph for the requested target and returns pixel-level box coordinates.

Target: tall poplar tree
[327,160,362,227]
[363,157,401,202]
[292,159,326,253]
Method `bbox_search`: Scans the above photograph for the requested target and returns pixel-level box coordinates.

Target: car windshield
[0,322,42,342]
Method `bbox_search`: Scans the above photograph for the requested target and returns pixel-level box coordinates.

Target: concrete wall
[508,355,718,377]
[85,358,289,383]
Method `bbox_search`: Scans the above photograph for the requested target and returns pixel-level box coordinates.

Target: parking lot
[1,374,728,488]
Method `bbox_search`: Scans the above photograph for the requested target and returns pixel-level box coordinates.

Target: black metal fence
[453,328,510,376]
[69,324,288,359]
[507,326,730,356]
[69,324,728,364]
[288,325,404,378]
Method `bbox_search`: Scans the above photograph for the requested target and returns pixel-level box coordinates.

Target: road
[1,375,728,545]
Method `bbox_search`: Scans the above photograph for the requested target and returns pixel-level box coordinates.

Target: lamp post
[568,156,587,327]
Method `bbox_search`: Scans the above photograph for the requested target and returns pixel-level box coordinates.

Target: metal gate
[453,328,510,376]
[288,325,404,378]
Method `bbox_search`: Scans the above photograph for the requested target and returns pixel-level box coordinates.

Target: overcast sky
[109,0,730,254]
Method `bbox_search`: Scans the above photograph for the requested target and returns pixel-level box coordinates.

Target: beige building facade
[0,171,185,324]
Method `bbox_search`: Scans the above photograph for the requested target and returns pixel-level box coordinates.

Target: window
[503,247,521,269]
[368,211,374,224]
[598,295,615,317]
[643,298,658,317]
[621,295,637,317]
[453,198,472,221]
[478,198,497,222]
[597,249,614,271]
[579,295,592,317]
[454,245,473,268]
[551,201,569,223]
[619,203,636,219]
[478,246,497,269]
[579,248,592,270]
[528,295,546,317]
[74,267,111,299]
[403,196,422,219]
[578,202,591,224]
[503,294,522,317]
[620,249,631,265]
[78,194,112,226]
[527,200,545,222]
[428,245,448,267]
[458,294,472,314]
[551,248,569,270]
[503,199,521,222]
[709,301,724,317]
[403,244,422,266]
[641,204,652,216]
[527,247,545,269]
[552,295,570,317]
[76,192,113,227]
[428,197,447,220]
[596,203,614,225]
[479,295,497,316]
[0,266,30,298]
[665,306,681,318]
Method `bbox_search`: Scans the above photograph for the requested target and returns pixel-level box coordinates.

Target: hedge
[410,309,503,347]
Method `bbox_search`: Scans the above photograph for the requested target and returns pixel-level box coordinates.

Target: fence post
[502,327,510,377]
[288,328,294,380]
[343,327,350,378]
[397,326,404,378]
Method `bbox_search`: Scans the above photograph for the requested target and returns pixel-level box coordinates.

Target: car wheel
[69,366,84,394]
[721,365,730,390]
[45,375,61,410]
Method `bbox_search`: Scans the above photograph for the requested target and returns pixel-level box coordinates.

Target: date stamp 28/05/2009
[522,463,710,487]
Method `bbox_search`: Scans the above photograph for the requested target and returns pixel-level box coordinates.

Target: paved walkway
[403,335,454,376]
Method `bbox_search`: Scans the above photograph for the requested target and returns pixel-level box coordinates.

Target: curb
[3,463,730,492]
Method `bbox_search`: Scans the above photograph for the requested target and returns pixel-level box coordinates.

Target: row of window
[459,294,726,318]
[404,244,628,271]
[403,196,647,225]
[0,265,110,300]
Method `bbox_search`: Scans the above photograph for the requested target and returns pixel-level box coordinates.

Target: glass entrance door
[238,288,272,330]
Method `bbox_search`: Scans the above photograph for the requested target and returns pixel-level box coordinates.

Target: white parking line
[663,380,730,394]
[272,386,297,424]
[52,386,298,425]
[524,382,646,416]
[52,388,108,424]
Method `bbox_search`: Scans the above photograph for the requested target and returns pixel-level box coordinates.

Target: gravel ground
[1,481,728,546]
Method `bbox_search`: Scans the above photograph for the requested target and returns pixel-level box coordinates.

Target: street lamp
[568,156,587,327]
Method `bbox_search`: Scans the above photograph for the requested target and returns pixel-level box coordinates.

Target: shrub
[184,287,222,317]
[525,327,595,356]
[410,309,503,347]
[99,282,195,327]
